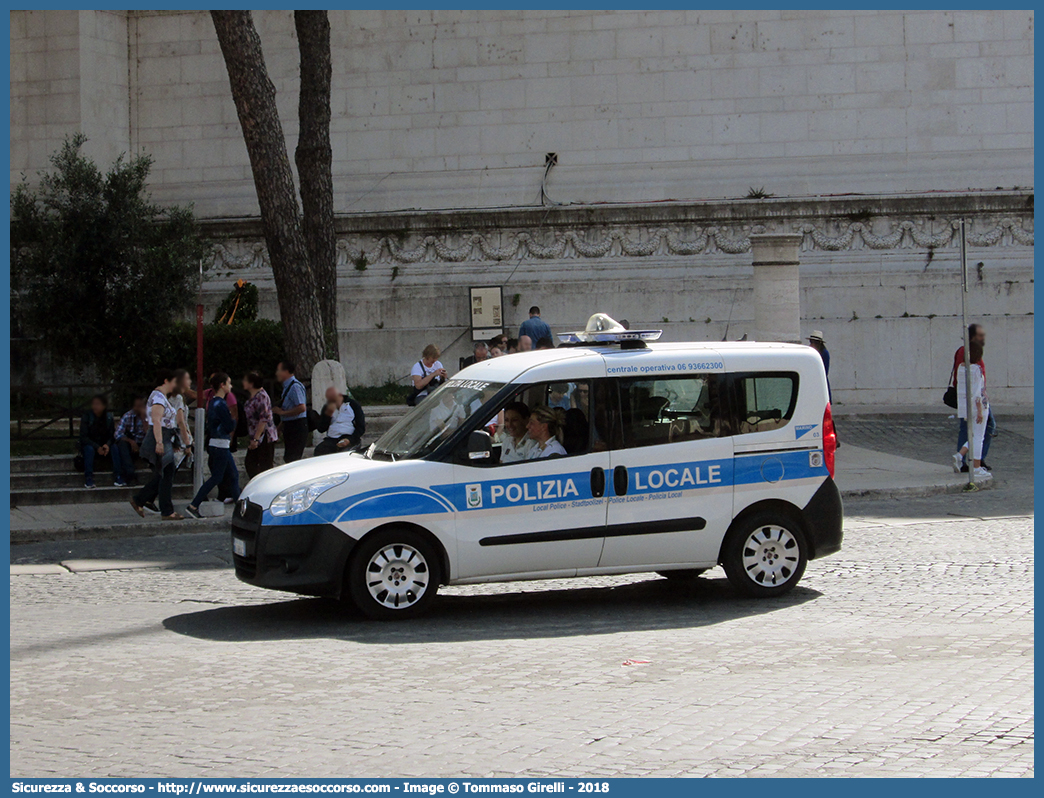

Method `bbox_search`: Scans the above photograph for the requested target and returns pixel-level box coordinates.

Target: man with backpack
[313,386,367,456]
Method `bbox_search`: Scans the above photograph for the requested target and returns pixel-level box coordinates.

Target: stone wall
[10,10,130,179]
[9,10,1034,406]
[11,10,1035,213]
[201,192,1034,407]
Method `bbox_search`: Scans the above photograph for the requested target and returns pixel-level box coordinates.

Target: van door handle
[613,465,628,496]
[590,467,605,498]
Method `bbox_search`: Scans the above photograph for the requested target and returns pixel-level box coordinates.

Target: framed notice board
[469,286,504,341]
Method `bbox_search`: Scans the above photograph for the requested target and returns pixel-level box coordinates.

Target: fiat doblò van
[231,316,842,619]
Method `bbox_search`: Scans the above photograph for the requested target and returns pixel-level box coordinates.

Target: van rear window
[736,373,798,434]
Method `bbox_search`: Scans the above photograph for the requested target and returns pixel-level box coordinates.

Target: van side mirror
[467,429,493,461]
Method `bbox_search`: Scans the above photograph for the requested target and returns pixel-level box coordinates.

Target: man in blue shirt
[273,360,309,462]
[518,306,552,346]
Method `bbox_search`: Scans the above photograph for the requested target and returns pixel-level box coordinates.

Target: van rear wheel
[722,513,807,598]
[347,528,441,620]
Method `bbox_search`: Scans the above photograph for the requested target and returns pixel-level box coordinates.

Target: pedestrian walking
[242,371,277,478]
[273,361,309,463]
[952,340,990,478]
[518,306,552,345]
[78,394,115,489]
[185,372,241,517]
[112,396,147,487]
[130,370,185,521]
[951,323,995,471]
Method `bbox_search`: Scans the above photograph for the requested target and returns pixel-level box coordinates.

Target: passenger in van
[500,401,535,462]
[548,383,572,410]
[525,406,568,459]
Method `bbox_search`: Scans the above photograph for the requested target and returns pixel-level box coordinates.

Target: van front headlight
[269,473,349,517]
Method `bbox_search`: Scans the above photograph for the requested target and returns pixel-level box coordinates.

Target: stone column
[750,233,803,344]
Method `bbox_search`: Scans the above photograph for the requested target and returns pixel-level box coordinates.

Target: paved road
[11,504,1033,778]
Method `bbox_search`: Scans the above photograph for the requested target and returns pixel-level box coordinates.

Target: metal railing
[10,379,313,441]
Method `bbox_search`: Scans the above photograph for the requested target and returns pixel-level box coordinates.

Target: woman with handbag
[952,340,990,478]
[242,370,277,477]
[130,369,185,521]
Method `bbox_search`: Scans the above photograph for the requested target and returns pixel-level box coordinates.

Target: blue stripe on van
[262,449,827,525]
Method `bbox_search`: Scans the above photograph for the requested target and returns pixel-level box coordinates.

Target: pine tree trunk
[210,10,325,375]
[294,11,338,352]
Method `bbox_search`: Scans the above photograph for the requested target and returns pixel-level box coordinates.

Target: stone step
[12,483,198,507]
[10,471,195,490]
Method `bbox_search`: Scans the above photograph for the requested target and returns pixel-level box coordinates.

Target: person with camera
[409,344,447,406]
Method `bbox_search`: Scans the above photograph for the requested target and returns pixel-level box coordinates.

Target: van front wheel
[347,528,441,620]
[722,513,807,598]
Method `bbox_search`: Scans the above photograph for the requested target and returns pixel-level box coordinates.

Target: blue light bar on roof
[558,313,663,344]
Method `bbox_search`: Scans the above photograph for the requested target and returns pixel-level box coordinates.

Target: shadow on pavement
[163,574,819,644]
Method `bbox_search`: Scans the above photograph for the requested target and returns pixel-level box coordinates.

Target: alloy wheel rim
[365,543,429,609]
[742,525,800,587]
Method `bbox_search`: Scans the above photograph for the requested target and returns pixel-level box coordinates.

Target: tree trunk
[294,10,338,351]
[210,11,325,375]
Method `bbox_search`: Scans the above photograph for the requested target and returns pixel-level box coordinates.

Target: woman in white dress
[953,340,990,478]
[526,405,568,459]
[500,401,535,462]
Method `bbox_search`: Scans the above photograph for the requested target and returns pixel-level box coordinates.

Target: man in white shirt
[314,387,358,456]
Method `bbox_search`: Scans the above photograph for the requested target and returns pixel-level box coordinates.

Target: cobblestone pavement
[10,502,1033,778]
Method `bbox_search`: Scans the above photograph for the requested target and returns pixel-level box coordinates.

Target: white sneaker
[952,453,964,473]
[974,467,991,478]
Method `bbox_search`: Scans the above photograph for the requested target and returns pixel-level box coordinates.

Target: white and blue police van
[231,314,842,619]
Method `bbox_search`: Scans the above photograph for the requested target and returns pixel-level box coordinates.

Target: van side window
[616,375,721,449]
[736,373,798,434]
[482,380,595,465]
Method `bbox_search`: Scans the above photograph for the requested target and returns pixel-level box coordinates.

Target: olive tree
[10,134,208,383]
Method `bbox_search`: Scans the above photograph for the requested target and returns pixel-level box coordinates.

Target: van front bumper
[802,477,844,559]
[231,500,358,598]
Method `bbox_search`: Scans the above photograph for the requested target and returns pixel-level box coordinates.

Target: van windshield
[370,379,506,460]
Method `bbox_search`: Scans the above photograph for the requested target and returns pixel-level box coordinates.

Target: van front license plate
[233,538,247,557]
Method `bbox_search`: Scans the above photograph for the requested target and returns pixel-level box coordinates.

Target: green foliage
[121,318,285,385]
[213,280,259,324]
[745,186,775,199]
[350,381,411,406]
[11,134,209,382]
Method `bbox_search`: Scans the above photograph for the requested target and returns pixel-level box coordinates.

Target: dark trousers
[191,445,240,508]
[81,445,115,480]
[111,441,138,482]
[244,439,276,478]
[958,410,996,462]
[314,434,355,456]
[282,418,309,463]
[135,460,175,516]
